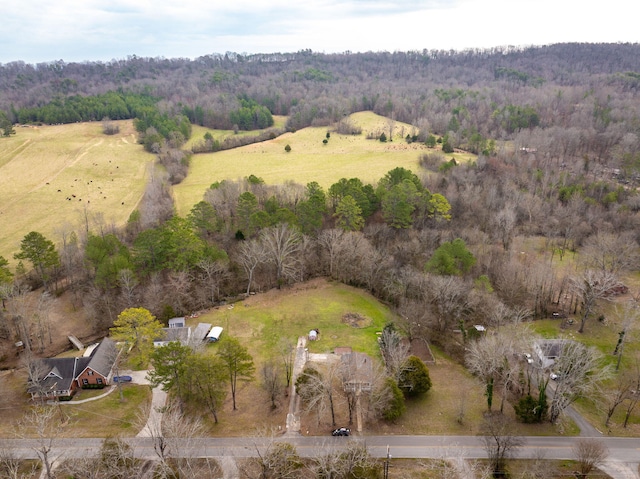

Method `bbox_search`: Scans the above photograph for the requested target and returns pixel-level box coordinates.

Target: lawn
[0,120,154,262]
[60,384,151,437]
[193,278,394,362]
[174,111,470,216]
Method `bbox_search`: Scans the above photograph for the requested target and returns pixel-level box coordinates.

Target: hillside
[0,120,154,261]
[174,111,466,216]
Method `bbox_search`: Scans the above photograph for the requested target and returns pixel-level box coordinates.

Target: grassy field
[61,384,151,437]
[174,111,473,216]
[191,278,394,362]
[184,115,288,150]
[0,120,154,262]
[181,279,573,438]
[0,112,473,258]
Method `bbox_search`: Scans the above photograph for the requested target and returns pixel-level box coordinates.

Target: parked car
[550,372,560,380]
[113,375,133,383]
[332,427,350,436]
[523,353,533,364]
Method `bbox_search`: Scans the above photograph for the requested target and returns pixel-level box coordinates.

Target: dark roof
[538,339,568,359]
[30,356,89,394]
[29,339,117,395]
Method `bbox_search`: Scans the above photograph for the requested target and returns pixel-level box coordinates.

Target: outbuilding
[207,326,224,342]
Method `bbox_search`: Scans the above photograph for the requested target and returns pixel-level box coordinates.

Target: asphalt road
[2,434,638,461]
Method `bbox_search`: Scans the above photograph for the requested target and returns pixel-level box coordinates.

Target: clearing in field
[174,111,473,216]
[194,278,393,362]
[0,120,154,262]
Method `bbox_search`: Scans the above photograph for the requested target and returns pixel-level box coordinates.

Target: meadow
[173,111,473,216]
[0,120,154,261]
[0,112,473,259]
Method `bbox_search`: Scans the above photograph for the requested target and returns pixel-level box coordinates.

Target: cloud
[1,0,637,64]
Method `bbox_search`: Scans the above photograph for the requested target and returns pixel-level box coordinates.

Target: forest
[1,44,640,439]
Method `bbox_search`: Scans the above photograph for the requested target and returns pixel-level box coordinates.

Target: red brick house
[28,338,117,400]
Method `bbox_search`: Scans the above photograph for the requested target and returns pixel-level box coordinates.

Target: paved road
[2,435,638,478]
[2,435,638,461]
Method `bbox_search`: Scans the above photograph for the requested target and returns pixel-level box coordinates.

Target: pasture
[0,121,154,262]
[174,111,471,216]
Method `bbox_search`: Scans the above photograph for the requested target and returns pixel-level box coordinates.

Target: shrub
[285,144,291,152]
[399,356,432,396]
[376,377,405,421]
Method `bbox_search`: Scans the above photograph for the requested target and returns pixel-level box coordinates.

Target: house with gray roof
[533,339,573,369]
[153,327,190,347]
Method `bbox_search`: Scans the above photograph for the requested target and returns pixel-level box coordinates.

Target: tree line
[3,44,640,180]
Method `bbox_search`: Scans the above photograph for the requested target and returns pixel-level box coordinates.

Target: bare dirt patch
[341,312,372,328]
[405,338,435,363]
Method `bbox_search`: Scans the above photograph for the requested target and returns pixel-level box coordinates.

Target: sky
[2,0,639,65]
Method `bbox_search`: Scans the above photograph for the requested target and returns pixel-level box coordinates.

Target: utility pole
[384,445,390,479]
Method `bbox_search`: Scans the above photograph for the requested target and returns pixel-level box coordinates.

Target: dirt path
[285,336,307,436]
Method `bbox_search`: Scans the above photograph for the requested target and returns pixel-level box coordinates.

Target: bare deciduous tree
[312,442,378,479]
[260,224,302,288]
[23,355,51,403]
[0,448,38,479]
[581,231,639,274]
[493,206,517,251]
[295,363,338,427]
[317,228,345,278]
[262,361,281,410]
[424,275,472,332]
[480,414,523,478]
[279,338,295,391]
[117,268,138,308]
[240,431,304,479]
[570,269,621,333]
[466,330,527,413]
[572,439,609,479]
[549,341,611,423]
[137,399,206,478]
[15,405,61,479]
[601,376,631,428]
[379,326,410,381]
[198,258,229,304]
[237,238,268,294]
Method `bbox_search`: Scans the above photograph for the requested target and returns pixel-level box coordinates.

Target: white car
[550,372,559,380]
[524,353,533,364]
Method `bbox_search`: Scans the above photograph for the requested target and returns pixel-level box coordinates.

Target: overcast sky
[3,0,639,64]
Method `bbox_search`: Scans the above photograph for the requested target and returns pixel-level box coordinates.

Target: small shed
[168,317,186,328]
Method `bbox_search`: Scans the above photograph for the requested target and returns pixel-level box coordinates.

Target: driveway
[119,370,167,438]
